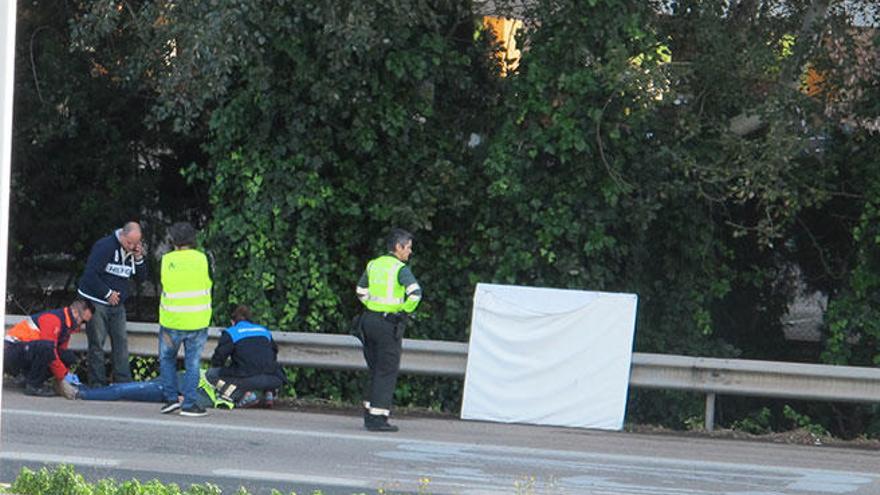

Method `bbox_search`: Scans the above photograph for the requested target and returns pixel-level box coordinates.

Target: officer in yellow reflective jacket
[355,228,422,432]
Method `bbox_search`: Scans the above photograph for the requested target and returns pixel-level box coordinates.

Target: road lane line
[0,451,119,467]
[212,469,371,488]
[4,408,412,445]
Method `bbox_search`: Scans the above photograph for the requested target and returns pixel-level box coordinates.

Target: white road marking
[4,408,408,444]
[0,451,119,467]
[212,469,371,488]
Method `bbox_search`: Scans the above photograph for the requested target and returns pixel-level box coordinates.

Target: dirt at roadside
[625,423,880,450]
[273,397,880,450]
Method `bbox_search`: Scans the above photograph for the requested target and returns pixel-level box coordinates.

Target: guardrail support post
[705,392,716,432]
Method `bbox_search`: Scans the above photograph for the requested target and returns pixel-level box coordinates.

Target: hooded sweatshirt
[77,229,148,305]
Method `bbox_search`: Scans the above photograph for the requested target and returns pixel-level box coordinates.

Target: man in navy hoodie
[77,221,148,386]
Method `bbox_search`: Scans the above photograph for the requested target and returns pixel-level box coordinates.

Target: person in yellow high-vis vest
[354,228,422,432]
[158,222,213,417]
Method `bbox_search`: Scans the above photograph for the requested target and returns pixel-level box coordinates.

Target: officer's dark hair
[386,228,414,252]
[231,305,253,323]
[71,298,95,314]
[169,221,197,247]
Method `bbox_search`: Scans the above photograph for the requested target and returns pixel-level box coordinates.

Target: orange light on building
[804,67,825,97]
[483,15,522,76]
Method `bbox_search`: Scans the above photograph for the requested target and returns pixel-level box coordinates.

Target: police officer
[355,228,422,432]
[207,305,286,408]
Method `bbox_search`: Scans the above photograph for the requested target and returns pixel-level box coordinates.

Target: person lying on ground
[73,369,234,411]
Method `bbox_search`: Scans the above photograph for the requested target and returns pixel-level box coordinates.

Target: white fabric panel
[461,283,638,430]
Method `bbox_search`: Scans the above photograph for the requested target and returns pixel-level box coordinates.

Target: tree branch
[30,26,52,104]
[728,0,831,136]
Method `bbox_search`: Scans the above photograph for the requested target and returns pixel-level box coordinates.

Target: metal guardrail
[629,353,880,430]
[6,315,880,430]
[2,315,468,376]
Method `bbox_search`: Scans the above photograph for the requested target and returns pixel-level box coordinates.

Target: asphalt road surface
[1,389,878,494]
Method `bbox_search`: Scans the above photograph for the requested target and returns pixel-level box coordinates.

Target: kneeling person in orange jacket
[4,299,94,398]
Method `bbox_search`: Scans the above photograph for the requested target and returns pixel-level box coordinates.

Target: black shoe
[365,413,399,432]
[180,404,208,417]
[160,401,181,414]
[368,423,399,432]
[24,383,56,397]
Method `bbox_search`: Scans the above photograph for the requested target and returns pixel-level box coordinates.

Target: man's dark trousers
[86,303,132,386]
[360,311,403,410]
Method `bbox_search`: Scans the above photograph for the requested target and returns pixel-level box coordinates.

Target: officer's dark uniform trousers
[360,311,404,410]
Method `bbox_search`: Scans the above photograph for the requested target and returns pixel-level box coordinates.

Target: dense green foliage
[9,0,880,434]
[11,465,226,495]
[8,464,422,495]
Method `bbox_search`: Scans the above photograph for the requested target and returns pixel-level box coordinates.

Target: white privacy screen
[461,283,638,430]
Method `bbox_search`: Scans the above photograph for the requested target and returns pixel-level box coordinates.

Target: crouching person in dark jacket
[207,305,287,408]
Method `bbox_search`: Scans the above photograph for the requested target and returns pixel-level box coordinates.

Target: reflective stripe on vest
[159,249,212,330]
[162,289,211,299]
[363,255,406,313]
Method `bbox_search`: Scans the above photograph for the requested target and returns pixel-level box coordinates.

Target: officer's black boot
[365,413,399,432]
[362,402,370,425]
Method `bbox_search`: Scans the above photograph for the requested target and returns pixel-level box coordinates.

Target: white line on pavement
[0,451,119,467]
[4,408,408,445]
[212,469,371,489]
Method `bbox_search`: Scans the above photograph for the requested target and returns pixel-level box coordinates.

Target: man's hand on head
[132,242,145,260]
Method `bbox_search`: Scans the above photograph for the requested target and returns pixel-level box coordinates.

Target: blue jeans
[86,303,132,386]
[159,327,207,409]
[78,374,214,409]
[78,380,164,402]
